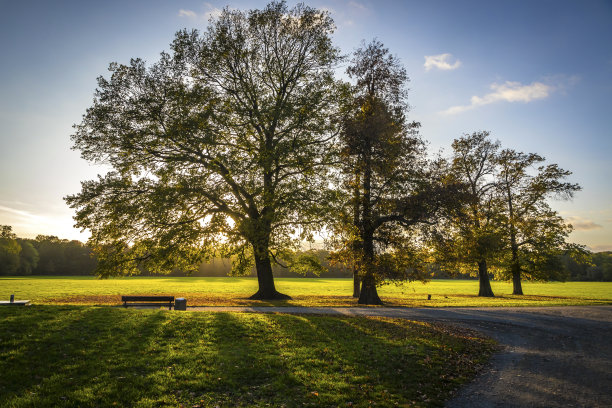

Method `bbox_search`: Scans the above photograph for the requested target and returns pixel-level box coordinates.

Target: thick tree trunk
[477,260,495,297]
[247,220,290,300]
[358,270,382,305]
[352,269,361,298]
[511,262,523,295]
[249,255,291,300]
[357,224,382,305]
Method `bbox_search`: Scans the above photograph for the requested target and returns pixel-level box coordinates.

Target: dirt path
[190,305,612,407]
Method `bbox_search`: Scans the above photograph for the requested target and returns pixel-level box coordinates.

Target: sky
[0,0,611,251]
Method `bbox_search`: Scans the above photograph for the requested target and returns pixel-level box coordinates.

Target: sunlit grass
[1,277,610,307]
[0,306,495,407]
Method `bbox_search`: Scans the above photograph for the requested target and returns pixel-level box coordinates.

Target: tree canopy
[496,148,581,294]
[66,1,343,299]
[430,131,582,296]
[334,40,461,305]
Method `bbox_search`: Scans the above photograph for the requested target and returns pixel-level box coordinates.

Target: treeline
[1,225,610,280]
[560,252,612,281]
[0,226,97,276]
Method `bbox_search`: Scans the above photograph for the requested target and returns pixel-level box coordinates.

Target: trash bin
[175,298,187,311]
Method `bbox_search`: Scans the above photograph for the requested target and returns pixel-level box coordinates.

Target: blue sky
[1,0,611,250]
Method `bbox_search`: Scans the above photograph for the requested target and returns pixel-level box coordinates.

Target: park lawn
[0,306,495,408]
[0,276,611,307]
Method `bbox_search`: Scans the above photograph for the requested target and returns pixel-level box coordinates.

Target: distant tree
[432,132,502,297]
[63,240,96,275]
[1,225,17,239]
[33,235,65,275]
[335,40,458,305]
[0,226,21,276]
[66,2,343,299]
[591,252,612,281]
[496,149,581,293]
[16,239,38,275]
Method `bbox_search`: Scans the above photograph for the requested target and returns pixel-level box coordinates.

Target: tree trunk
[477,260,495,297]
[507,188,523,295]
[352,167,361,298]
[358,270,382,305]
[247,221,290,300]
[511,262,523,295]
[352,269,361,298]
[357,224,382,305]
[509,227,523,295]
[248,254,291,300]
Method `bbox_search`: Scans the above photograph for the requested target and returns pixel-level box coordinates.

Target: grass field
[0,306,495,407]
[1,276,610,307]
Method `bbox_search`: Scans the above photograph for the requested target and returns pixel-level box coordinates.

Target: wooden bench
[121,296,174,310]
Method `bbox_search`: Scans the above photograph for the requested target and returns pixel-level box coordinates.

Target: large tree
[336,40,457,305]
[496,149,580,294]
[66,1,342,299]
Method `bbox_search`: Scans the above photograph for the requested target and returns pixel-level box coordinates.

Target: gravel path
[189,305,612,407]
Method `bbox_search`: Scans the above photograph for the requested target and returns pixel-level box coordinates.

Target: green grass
[0,306,495,407]
[1,276,610,307]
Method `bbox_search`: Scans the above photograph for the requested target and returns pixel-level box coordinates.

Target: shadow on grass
[0,306,176,407]
[0,307,495,407]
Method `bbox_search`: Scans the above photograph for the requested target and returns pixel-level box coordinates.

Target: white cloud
[178,3,222,21]
[424,53,461,71]
[566,216,603,231]
[441,80,554,115]
[178,9,197,18]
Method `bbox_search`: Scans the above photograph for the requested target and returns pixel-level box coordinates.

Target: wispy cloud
[178,3,222,21]
[566,216,603,231]
[348,1,367,11]
[441,80,553,115]
[424,53,461,71]
[178,9,197,18]
[0,202,86,241]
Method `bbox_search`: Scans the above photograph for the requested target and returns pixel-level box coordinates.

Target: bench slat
[123,303,173,307]
[122,296,174,302]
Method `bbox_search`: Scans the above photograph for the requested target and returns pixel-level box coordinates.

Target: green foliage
[16,239,38,275]
[0,306,494,407]
[431,132,582,294]
[0,236,21,276]
[66,2,343,298]
[333,40,461,304]
[561,250,612,281]
[428,132,503,280]
[496,148,581,284]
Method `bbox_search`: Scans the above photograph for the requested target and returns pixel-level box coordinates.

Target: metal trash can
[174,298,187,311]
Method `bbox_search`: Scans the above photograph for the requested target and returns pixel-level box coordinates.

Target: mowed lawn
[0,306,495,407]
[1,276,610,307]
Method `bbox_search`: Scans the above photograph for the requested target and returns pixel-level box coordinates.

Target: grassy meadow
[0,306,495,407]
[1,276,610,307]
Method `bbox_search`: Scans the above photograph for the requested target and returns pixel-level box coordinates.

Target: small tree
[433,132,502,297]
[496,149,581,294]
[67,1,343,299]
